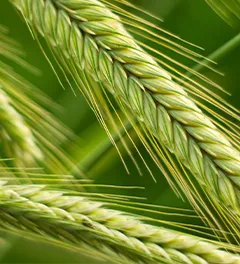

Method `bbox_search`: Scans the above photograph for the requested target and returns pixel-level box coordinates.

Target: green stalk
[190,32,240,74]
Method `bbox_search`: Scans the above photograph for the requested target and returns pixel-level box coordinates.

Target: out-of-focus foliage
[0,0,240,263]
[206,0,240,27]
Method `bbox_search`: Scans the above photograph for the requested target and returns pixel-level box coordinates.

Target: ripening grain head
[1,182,240,264]
[9,0,240,240]
[0,25,81,177]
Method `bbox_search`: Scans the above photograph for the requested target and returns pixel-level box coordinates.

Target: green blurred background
[0,0,240,263]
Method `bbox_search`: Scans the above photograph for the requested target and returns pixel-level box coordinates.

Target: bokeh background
[0,0,240,263]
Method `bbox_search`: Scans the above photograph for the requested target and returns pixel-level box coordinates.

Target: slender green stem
[189,32,240,74]
[74,120,133,175]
